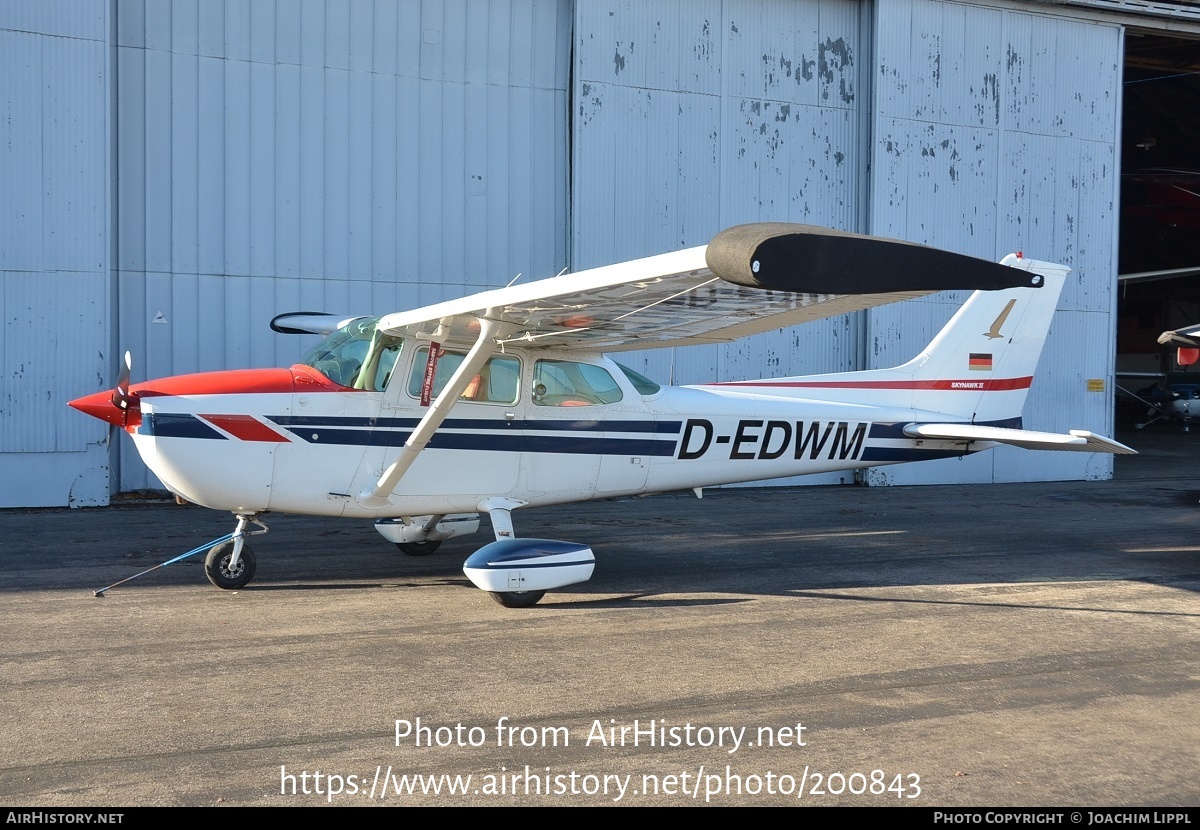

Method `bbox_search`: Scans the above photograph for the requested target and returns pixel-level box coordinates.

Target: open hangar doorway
[1116,28,1200,433]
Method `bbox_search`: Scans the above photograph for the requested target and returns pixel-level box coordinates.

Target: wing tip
[705,223,1044,294]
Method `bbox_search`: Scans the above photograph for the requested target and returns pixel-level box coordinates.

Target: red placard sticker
[420,343,443,407]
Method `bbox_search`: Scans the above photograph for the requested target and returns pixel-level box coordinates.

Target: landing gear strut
[204,515,268,590]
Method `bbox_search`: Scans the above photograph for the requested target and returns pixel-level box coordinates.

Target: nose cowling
[69,366,339,429]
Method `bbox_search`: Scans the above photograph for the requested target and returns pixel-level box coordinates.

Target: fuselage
[71,341,984,518]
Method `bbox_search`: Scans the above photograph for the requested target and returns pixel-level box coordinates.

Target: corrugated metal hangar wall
[0,2,113,507]
[0,0,1137,506]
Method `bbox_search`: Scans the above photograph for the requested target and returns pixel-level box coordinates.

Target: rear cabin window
[532,360,623,407]
[614,362,661,395]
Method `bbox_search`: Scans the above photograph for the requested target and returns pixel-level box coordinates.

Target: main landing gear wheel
[204,541,256,590]
[396,540,442,556]
[489,590,546,608]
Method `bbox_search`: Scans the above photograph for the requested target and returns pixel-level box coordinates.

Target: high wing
[379,245,904,353]
[377,224,1044,351]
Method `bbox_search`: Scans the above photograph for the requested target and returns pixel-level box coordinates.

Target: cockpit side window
[406,347,521,404]
[366,340,404,391]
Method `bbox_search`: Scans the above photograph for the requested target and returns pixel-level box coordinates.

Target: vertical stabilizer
[902,256,1067,423]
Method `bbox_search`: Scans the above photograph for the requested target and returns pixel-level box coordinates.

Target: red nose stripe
[135,368,297,398]
[131,366,354,398]
[199,414,291,443]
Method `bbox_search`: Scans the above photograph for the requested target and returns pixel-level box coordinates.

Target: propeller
[112,351,133,410]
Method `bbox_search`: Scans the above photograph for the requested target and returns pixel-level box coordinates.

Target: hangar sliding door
[572,0,868,486]
[113,0,572,492]
[865,0,1121,485]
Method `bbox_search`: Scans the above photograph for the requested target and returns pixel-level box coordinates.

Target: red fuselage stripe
[707,376,1033,391]
[198,414,291,443]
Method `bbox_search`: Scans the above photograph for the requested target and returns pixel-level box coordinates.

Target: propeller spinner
[70,351,141,428]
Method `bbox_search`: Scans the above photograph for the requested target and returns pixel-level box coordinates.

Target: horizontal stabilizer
[1157,322,1200,349]
[270,312,365,336]
[903,424,1136,455]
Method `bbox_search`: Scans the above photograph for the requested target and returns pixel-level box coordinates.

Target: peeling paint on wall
[800,55,815,82]
[613,42,629,75]
[818,37,854,103]
[696,19,713,60]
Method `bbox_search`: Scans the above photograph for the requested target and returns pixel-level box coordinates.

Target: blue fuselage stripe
[138,413,227,440]
[269,416,681,434]
[287,428,678,456]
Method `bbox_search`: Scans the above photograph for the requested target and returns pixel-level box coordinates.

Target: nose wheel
[204,515,268,590]
[205,541,257,589]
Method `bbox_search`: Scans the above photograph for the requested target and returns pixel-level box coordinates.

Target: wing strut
[358,314,509,509]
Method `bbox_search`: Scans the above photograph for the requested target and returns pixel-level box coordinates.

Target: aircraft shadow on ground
[4,483,1199,603]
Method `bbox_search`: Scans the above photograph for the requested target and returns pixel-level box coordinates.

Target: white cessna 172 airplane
[70,223,1133,607]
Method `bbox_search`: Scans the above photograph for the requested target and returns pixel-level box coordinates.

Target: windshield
[301,317,403,391]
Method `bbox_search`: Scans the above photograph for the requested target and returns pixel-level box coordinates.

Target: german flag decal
[969,353,993,371]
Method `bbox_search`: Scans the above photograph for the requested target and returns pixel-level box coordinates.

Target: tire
[396,540,442,556]
[204,541,256,590]
[489,590,546,608]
